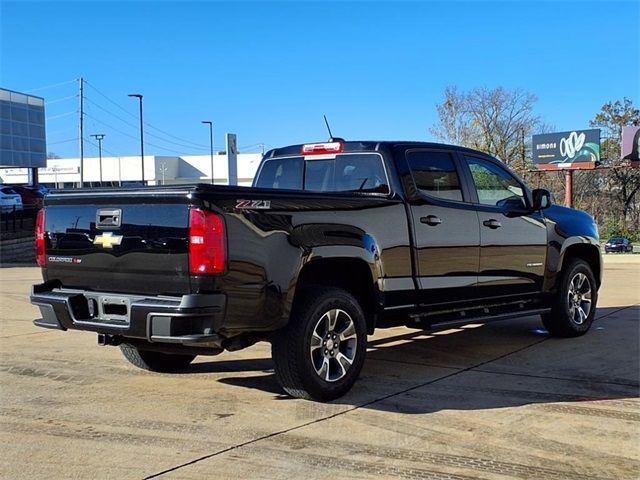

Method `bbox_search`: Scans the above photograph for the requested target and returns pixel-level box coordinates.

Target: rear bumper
[30,281,226,347]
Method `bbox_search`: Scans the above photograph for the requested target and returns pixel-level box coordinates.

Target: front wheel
[120,343,196,372]
[541,259,597,337]
[271,287,367,401]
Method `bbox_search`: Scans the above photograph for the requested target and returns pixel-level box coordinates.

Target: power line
[144,120,209,149]
[48,138,76,145]
[84,96,214,151]
[84,79,213,149]
[84,112,200,156]
[85,97,140,129]
[84,112,141,141]
[25,79,77,93]
[83,80,138,120]
[46,127,77,136]
[84,137,119,157]
[45,94,77,105]
[46,111,76,121]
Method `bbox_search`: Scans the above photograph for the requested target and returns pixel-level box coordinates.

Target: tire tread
[271,287,366,401]
[120,344,196,372]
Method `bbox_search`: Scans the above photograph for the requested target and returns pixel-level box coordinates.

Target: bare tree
[431,86,544,170]
[589,98,640,228]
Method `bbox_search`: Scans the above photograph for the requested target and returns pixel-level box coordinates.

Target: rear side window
[255,154,389,193]
[254,157,303,190]
[406,151,463,201]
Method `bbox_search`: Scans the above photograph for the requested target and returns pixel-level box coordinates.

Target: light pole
[202,121,214,184]
[90,133,105,184]
[128,93,145,185]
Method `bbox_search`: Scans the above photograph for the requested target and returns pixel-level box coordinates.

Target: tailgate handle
[97,209,122,229]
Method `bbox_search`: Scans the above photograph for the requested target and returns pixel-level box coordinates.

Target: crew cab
[31,140,602,401]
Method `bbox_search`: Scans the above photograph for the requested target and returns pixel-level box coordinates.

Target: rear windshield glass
[254,154,389,193]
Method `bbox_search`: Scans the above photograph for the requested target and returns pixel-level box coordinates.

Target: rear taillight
[189,208,225,275]
[35,209,46,266]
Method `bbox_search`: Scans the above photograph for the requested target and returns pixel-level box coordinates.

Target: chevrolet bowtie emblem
[93,232,123,249]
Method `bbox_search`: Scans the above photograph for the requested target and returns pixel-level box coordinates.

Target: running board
[408,308,551,331]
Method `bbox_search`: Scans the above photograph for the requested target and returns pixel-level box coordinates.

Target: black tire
[271,287,367,401]
[120,343,196,373]
[541,259,597,337]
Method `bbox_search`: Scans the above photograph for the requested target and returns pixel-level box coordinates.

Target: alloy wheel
[309,309,358,382]
[567,272,592,325]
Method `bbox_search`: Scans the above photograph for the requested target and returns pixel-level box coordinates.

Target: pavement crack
[368,357,462,370]
[0,330,55,339]
[144,304,639,479]
[145,338,550,478]
[471,368,640,388]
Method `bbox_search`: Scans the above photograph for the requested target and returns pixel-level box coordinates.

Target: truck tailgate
[43,199,191,296]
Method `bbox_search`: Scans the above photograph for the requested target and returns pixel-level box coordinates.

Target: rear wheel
[541,259,597,337]
[271,287,367,401]
[120,343,196,372]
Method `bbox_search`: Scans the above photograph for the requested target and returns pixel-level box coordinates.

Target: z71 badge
[235,199,271,209]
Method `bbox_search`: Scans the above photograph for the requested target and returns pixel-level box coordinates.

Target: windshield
[254,153,389,194]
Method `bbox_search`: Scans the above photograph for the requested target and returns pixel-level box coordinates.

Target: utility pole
[91,133,105,184]
[79,77,84,188]
[521,127,525,165]
[259,143,266,155]
[202,121,214,184]
[128,93,145,185]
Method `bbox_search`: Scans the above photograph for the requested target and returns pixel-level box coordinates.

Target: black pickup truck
[31,140,602,401]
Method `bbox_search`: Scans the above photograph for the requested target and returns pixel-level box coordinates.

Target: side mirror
[532,189,552,210]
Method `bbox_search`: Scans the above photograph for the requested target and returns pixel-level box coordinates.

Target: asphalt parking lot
[1,256,638,480]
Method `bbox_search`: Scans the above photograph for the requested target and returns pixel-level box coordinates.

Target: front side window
[465,156,526,209]
[406,151,463,201]
[255,154,389,193]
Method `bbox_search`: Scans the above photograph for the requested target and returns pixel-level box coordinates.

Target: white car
[0,186,24,213]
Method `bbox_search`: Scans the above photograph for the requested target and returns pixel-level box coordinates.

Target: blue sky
[2,0,638,158]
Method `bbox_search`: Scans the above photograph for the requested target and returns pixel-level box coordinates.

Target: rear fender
[281,241,381,329]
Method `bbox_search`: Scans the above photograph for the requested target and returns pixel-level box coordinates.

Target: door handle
[420,215,442,226]
[483,219,502,229]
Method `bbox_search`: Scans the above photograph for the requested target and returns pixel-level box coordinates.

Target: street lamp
[90,133,105,184]
[202,121,214,184]
[128,93,145,185]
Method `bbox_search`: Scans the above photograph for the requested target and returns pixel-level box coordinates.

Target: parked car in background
[12,185,48,209]
[0,186,24,213]
[604,237,633,253]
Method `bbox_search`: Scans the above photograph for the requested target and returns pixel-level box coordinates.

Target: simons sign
[532,129,600,170]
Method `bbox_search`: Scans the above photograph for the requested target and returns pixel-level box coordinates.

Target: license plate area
[70,294,131,327]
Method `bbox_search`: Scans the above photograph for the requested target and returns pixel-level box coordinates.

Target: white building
[0,153,263,188]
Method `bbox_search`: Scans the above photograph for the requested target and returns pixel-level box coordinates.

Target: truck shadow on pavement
[194,306,640,411]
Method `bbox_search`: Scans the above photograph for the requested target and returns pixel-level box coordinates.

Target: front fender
[543,205,602,291]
